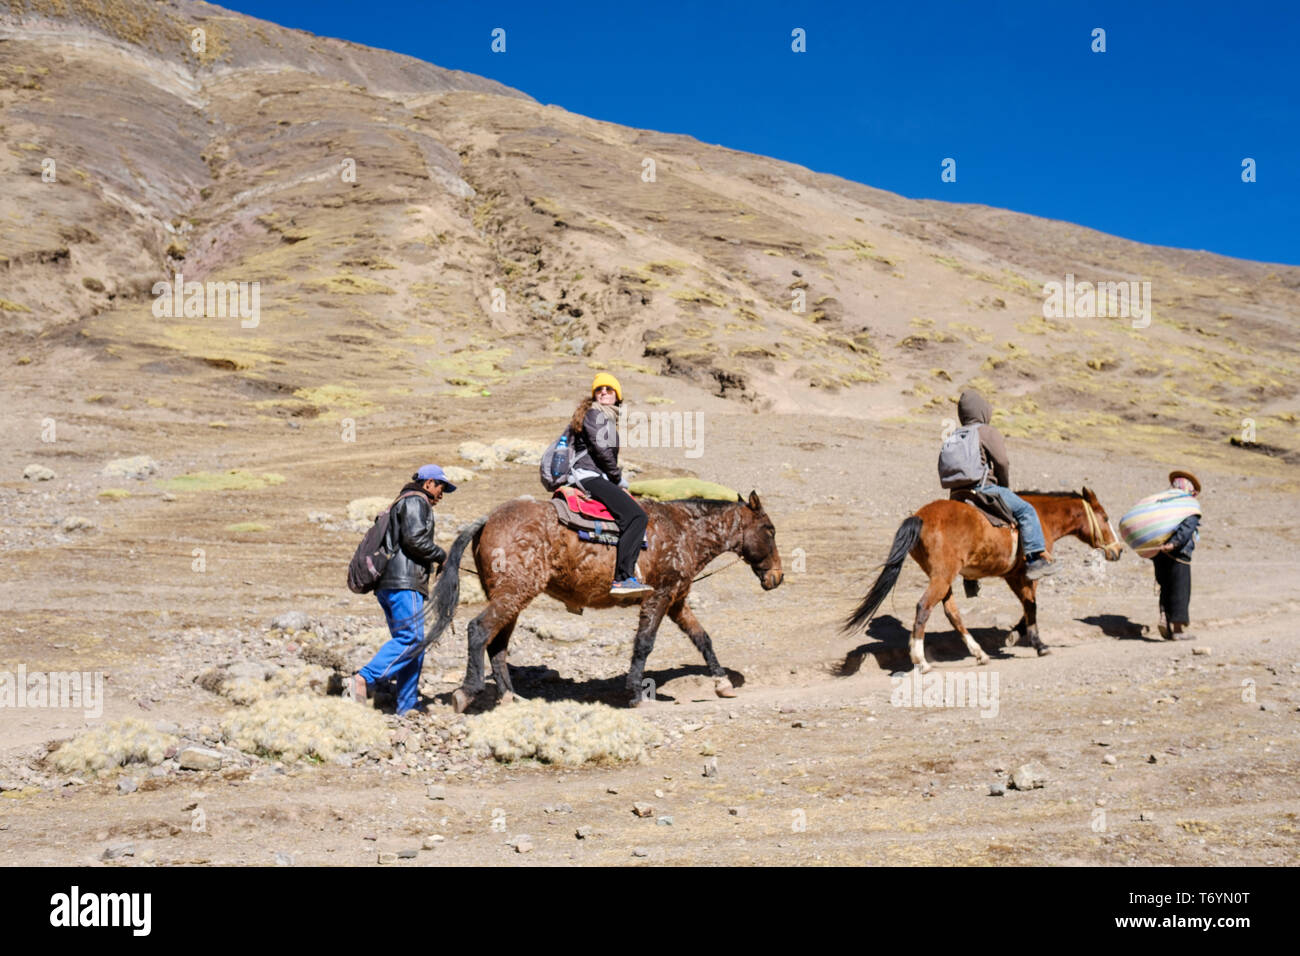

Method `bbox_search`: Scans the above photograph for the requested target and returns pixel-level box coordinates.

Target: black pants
[580,476,647,581]
[1153,553,1191,624]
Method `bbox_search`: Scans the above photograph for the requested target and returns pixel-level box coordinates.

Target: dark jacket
[375,482,446,597]
[568,399,622,485]
[1165,514,1199,562]
[957,390,1011,487]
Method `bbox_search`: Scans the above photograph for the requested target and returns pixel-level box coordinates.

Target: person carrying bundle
[1120,471,1202,640]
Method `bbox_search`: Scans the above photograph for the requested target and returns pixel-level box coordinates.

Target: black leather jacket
[375,482,446,597]
[570,406,622,484]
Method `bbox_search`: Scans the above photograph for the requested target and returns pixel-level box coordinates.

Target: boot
[1025,553,1058,580]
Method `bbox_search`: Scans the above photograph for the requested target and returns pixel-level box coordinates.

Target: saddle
[950,488,1015,528]
[951,488,1018,599]
[551,487,648,549]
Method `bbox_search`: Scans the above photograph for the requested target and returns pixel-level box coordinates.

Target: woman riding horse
[567,372,652,595]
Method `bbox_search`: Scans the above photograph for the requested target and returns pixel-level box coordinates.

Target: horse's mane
[655,496,745,517]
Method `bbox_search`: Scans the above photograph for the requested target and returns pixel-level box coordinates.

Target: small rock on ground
[269,610,311,632]
[178,747,223,771]
[1010,762,1048,790]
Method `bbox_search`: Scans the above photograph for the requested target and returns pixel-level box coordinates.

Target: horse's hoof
[1036,645,1051,657]
[498,691,514,705]
[977,655,990,666]
[917,662,933,675]
[714,677,737,699]
[451,688,471,713]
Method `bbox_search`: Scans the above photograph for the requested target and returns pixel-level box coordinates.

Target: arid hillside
[2,0,1298,470]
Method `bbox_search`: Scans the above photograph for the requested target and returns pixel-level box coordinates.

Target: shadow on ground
[425,664,747,713]
[1077,614,1157,641]
[838,614,1013,674]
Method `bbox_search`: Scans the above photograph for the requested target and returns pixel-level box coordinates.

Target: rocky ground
[2,371,1298,866]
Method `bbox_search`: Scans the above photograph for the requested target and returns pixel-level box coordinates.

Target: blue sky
[222,0,1299,266]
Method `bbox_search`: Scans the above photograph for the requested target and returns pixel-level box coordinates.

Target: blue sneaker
[610,577,653,595]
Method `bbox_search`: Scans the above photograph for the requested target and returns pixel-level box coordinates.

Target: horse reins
[691,555,743,583]
[1082,498,1122,559]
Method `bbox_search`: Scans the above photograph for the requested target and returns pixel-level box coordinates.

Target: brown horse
[403,491,783,711]
[843,488,1122,671]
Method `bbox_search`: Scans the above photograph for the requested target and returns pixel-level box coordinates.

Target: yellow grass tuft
[314,273,396,295]
[218,664,334,705]
[160,470,285,492]
[221,695,389,762]
[466,699,661,767]
[48,719,178,775]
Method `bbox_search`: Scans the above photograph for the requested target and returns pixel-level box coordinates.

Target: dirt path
[2,371,1298,866]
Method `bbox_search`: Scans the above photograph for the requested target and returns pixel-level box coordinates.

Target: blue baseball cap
[414,464,456,492]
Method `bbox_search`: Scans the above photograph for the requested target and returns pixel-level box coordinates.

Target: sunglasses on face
[595,386,616,394]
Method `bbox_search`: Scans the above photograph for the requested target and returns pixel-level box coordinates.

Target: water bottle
[552,433,568,485]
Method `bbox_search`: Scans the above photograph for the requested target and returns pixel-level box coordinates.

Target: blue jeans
[360,589,426,714]
[980,485,1046,557]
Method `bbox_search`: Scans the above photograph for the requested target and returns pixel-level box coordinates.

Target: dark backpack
[346,491,426,594]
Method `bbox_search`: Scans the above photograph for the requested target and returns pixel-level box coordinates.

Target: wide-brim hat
[1168,470,1201,495]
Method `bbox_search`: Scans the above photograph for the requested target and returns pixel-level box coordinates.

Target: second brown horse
[843,488,1123,671]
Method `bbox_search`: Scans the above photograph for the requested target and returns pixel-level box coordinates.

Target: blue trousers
[360,589,426,715]
[980,485,1047,557]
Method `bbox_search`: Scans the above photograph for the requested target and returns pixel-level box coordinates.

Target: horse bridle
[1082,498,1122,559]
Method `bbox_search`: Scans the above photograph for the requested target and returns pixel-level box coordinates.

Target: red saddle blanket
[553,486,617,522]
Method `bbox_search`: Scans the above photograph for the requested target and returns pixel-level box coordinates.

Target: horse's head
[738,491,783,590]
[1080,486,1123,561]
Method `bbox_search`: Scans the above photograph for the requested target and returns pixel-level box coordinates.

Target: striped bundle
[1118,490,1202,559]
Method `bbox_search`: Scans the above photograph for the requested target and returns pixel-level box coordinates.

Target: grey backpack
[539,429,574,492]
[938,425,989,488]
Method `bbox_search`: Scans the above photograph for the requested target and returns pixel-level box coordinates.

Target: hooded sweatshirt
[957,390,1011,487]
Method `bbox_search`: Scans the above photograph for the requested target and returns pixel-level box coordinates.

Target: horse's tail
[393,516,486,665]
[842,515,923,634]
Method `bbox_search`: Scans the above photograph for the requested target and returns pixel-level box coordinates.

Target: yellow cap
[591,372,622,402]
